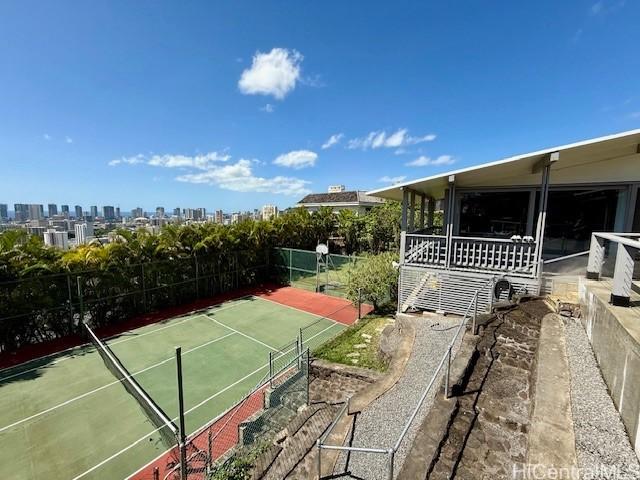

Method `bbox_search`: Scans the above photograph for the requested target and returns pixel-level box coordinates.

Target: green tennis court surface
[0,295,345,480]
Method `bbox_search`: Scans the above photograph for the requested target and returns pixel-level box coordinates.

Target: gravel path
[334,315,463,479]
[565,319,640,479]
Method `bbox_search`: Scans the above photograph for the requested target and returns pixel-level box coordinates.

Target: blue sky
[1,0,639,212]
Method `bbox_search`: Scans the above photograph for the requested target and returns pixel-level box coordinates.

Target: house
[368,129,640,314]
[296,189,385,215]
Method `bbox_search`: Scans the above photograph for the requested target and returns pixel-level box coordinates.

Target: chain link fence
[0,251,269,354]
[271,247,363,299]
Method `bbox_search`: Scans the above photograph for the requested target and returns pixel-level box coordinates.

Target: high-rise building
[90,206,98,218]
[173,207,181,217]
[29,204,44,221]
[103,206,115,220]
[47,204,58,217]
[13,204,28,221]
[43,229,69,250]
[131,207,144,218]
[156,207,165,218]
[74,205,83,219]
[261,204,278,221]
[196,208,206,220]
[61,205,70,218]
[215,210,223,223]
[115,207,121,220]
[0,204,8,221]
[74,223,94,245]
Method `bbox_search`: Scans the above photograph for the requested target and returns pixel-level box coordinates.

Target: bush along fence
[0,250,270,354]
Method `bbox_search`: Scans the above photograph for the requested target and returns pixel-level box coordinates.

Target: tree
[345,251,398,311]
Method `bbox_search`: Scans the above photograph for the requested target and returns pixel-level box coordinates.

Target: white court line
[123,321,342,480]
[204,314,278,351]
[0,297,253,383]
[0,331,236,434]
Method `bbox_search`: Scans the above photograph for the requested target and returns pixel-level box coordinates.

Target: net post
[153,467,159,480]
[175,347,188,480]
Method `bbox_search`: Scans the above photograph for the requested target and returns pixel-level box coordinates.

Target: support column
[419,194,426,230]
[533,152,558,275]
[444,176,455,268]
[401,188,408,233]
[586,234,605,280]
[427,196,435,230]
[408,190,416,232]
[611,243,636,307]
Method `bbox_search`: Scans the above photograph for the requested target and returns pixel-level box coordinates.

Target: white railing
[402,233,538,278]
[586,232,640,307]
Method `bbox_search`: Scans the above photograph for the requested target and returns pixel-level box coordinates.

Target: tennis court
[0,286,361,480]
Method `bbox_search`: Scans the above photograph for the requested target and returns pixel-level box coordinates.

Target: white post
[611,243,636,307]
[409,190,416,233]
[419,194,426,230]
[586,234,606,280]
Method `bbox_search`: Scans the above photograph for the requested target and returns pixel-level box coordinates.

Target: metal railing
[586,232,640,307]
[316,288,482,480]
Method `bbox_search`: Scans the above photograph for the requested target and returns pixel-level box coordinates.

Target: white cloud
[238,48,303,100]
[65,136,73,144]
[405,155,455,167]
[591,1,604,14]
[261,103,275,113]
[108,154,146,166]
[176,159,311,196]
[627,111,640,119]
[108,151,230,169]
[379,175,406,184]
[148,152,231,169]
[43,133,51,141]
[321,133,344,149]
[348,129,436,150]
[273,150,318,169]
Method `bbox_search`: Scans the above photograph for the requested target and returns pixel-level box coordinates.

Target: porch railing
[402,233,539,277]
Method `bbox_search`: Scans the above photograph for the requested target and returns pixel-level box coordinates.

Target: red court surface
[256,286,373,325]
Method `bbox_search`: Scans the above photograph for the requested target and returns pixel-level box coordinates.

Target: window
[458,191,531,238]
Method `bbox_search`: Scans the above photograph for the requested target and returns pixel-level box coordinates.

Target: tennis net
[83,322,180,449]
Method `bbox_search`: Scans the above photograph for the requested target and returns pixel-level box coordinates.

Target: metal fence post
[472,290,478,335]
[141,263,147,311]
[194,255,199,298]
[444,345,452,399]
[357,288,362,320]
[175,347,188,480]
[316,439,322,480]
[66,273,74,330]
[76,275,84,324]
[153,467,159,480]
[289,248,293,285]
[269,351,273,387]
[387,448,395,480]
[207,428,213,473]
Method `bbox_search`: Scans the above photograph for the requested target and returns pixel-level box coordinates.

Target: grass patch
[314,315,394,372]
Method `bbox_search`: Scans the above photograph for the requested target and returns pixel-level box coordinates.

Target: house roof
[367,129,640,201]
[297,190,385,206]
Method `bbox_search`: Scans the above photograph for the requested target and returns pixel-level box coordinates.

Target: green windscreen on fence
[271,247,362,299]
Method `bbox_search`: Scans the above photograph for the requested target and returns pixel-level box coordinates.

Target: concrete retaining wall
[578,277,640,459]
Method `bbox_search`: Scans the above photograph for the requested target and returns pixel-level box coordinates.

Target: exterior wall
[579,277,640,458]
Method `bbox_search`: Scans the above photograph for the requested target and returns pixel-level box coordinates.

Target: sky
[1,0,639,212]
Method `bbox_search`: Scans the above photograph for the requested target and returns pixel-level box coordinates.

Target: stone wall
[579,277,640,459]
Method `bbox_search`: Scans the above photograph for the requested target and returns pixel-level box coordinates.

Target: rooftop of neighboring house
[297,190,386,206]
